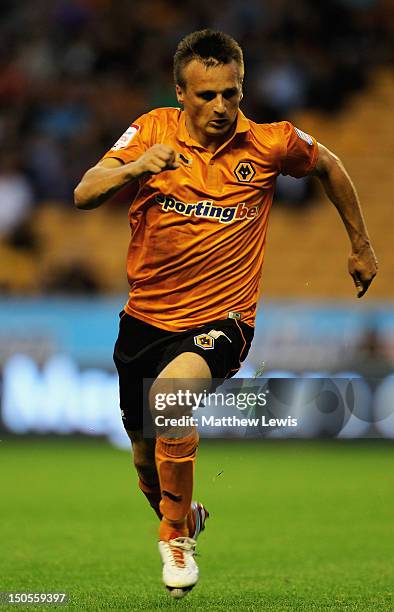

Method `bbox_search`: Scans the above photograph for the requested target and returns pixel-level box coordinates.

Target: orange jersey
[102,108,318,331]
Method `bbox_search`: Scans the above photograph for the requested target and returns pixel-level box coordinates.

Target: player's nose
[213,95,226,114]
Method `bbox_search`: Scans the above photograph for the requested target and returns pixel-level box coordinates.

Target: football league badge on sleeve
[111,124,140,150]
[294,127,313,145]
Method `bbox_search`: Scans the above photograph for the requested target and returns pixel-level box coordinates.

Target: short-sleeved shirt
[102,108,318,331]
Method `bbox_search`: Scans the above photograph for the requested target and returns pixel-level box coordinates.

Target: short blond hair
[174,29,244,88]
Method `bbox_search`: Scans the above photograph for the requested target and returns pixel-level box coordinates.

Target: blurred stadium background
[0,2,393,609]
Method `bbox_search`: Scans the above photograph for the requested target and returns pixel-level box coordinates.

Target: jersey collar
[176,109,250,149]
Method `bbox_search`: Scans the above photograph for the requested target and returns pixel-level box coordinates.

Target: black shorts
[113,312,254,431]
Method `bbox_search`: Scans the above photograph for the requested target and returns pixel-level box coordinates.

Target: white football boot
[158,536,198,599]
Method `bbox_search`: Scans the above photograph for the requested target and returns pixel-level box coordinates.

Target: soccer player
[74,30,377,597]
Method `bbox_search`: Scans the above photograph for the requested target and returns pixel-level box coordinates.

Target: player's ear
[175,84,184,107]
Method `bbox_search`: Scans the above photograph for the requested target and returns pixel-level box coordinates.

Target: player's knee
[149,378,190,420]
[149,396,187,424]
[126,429,145,444]
[133,457,158,484]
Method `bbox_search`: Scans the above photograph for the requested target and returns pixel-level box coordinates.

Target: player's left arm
[310,143,378,298]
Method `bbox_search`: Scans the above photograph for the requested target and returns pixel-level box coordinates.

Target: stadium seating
[262,69,393,299]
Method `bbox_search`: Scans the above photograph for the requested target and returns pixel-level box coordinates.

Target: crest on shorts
[194,334,215,350]
[234,161,256,183]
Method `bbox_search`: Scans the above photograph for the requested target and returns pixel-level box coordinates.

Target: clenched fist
[133,144,179,176]
[348,243,378,298]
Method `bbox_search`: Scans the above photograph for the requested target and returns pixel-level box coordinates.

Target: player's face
[176,60,243,148]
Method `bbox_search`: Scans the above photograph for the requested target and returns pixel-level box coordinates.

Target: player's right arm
[74,144,179,210]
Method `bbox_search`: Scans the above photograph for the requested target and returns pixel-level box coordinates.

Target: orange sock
[155,429,199,539]
[138,478,162,520]
[138,478,196,530]
[159,518,188,541]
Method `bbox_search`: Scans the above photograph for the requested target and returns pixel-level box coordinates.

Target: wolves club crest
[194,334,214,350]
[234,161,256,183]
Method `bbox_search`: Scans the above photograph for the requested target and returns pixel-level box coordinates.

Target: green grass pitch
[1,437,393,611]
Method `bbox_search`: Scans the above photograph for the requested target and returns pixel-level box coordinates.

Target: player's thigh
[157,351,211,380]
[149,352,211,416]
[113,312,166,432]
[113,355,147,430]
